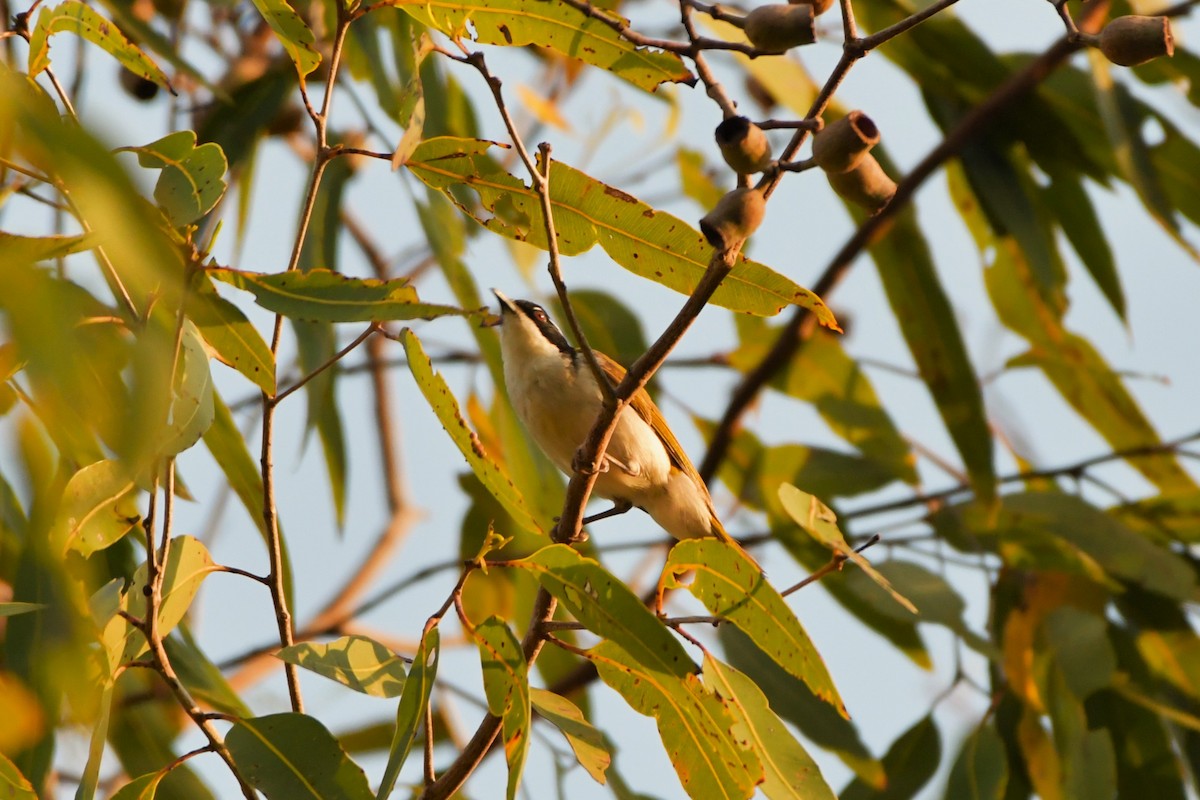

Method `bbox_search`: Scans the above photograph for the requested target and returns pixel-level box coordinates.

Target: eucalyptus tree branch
[141,463,256,799]
[260,4,354,714]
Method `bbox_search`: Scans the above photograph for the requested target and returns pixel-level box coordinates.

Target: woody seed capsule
[827,154,895,213]
[715,116,773,175]
[700,187,767,251]
[743,4,816,51]
[1098,15,1174,67]
[811,110,880,173]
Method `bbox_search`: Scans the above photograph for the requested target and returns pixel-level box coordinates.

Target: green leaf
[589,640,761,800]
[1089,688,1187,799]
[378,627,439,800]
[0,232,93,264]
[188,277,275,394]
[50,459,140,557]
[108,536,220,668]
[210,267,476,324]
[936,493,1196,600]
[949,162,1195,495]
[662,538,846,716]
[727,323,916,484]
[396,0,691,92]
[26,1,170,90]
[864,203,994,503]
[1089,51,1198,261]
[0,752,37,800]
[474,618,531,800]
[1046,669,1117,800]
[110,772,165,800]
[118,131,228,226]
[841,715,941,800]
[515,545,691,676]
[1005,337,1195,494]
[227,713,373,800]
[1136,628,1200,701]
[676,147,725,211]
[719,626,884,788]
[708,426,900,509]
[247,0,321,79]
[160,321,215,456]
[276,635,407,699]
[845,560,995,659]
[0,602,46,618]
[1041,175,1124,321]
[943,723,1007,800]
[401,329,543,535]
[77,682,115,800]
[202,393,268,539]
[529,688,610,784]
[1044,607,1115,699]
[406,137,837,322]
[702,656,836,800]
[1114,489,1200,543]
[777,485,917,615]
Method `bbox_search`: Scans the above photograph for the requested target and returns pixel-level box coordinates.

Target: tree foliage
[1,0,1199,796]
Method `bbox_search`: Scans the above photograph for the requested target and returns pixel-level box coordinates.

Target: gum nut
[1099,15,1174,67]
[715,116,773,174]
[744,4,816,51]
[827,154,896,213]
[811,110,880,173]
[789,0,834,16]
[700,187,767,250]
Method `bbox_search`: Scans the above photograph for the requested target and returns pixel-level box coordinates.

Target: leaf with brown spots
[407,137,838,322]
[662,538,847,718]
[475,618,531,800]
[394,0,691,92]
[210,267,481,323]
[27,1,170,90]
[588,640,762,800]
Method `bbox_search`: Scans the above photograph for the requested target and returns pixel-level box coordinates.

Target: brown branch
[258,9,356,714]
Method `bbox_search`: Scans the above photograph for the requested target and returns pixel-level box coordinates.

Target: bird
[490,288,747,553]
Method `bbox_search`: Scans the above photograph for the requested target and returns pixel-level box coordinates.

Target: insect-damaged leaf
[27,1,170,90]
[210,267,477,323]
[395,0,691,92]
[662,538,847,717]
[406,137,838,322]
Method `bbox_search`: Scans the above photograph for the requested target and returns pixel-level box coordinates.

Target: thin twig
[272,323,379,405]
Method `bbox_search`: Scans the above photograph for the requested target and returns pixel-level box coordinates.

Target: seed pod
[811,111,879,173]
[827,154,895,213]
[700,187,767,251]
[1098,15,1174,67]
[789,0,834,17]
[743,4,816,51]
[119,68,159,102]
[715,117,773,175]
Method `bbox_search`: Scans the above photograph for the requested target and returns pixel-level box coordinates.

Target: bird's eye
[533,310,546,322]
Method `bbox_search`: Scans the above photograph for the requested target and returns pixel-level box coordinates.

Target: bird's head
[491,289,574,359]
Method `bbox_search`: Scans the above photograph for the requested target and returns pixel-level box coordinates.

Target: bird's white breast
[500,342,670,504]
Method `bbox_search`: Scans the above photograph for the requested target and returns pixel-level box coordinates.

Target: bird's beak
[488,288,517,326]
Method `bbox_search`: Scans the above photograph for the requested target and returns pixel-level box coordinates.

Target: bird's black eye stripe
[514,299,573,357]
